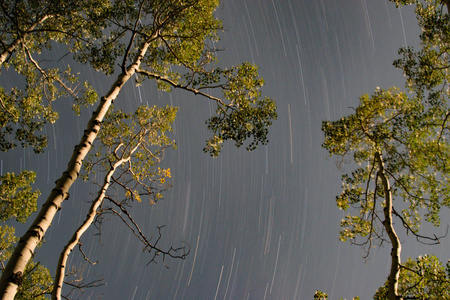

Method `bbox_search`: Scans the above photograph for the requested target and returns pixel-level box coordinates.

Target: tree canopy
[322,87,450,243]
[53,104,184,300]
[375,254,450,300]
[322,0,450,299]
[0,172,52,299]
[0,0,277,299]
[0,0,103,152]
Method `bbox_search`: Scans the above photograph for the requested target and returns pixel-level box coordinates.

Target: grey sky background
[3,1,450,299]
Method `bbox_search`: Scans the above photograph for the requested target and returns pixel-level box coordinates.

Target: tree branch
[375,151,402,300]
[135,67,228,107]
[52,154,131,300]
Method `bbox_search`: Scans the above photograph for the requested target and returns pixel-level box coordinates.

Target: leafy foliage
[204,63,277,156]
[15,261,52,300]
[74,0,276,156]
[0,225,17,266]
[322,87,450,246]
[52,105,182,299]
[1,0,276,155]
[83,105,177,205]
[314,290,329,299]
[74,0,222,75]
[314,290,360,300]
[322,1,450,298]
[0,171,40,223]
[0,1,276,298]
[0,0,104,152]
[0,173,51,299]
[375,255,450,299]
[0,226,52,300]
[390,0,450,105]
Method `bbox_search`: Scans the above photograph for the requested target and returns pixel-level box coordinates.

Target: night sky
[3,1,450,299]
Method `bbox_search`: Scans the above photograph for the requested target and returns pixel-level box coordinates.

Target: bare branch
[77,243,99,266]
[393,208,448,245]
[135,67,227,107]
[105,197,189,266]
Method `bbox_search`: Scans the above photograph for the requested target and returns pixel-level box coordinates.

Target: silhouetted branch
[105,197,189,268]
[393,208,448,245]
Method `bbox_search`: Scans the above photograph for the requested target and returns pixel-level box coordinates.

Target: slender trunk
[0,15,51,68]
[0,39,153,300]
[375,152,402,300]
[52,154,130,300]
[444,0,450,12]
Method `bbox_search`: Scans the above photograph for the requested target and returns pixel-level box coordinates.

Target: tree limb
[376,152,402,300]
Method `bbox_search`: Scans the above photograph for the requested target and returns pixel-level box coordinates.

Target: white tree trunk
[443,0,450,11]
[0,39,153,300]
[51,154,131,300]
[376,152,402,300]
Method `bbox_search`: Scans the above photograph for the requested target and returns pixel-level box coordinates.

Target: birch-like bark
[0,38,154,300]
[51,151,133,300]
[376,152,402,300]
[444,0,450,11]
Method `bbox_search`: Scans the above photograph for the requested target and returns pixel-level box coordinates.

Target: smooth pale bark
[0,15,51,68]
[0,38,154,300]
[444,0,450,10]
[376,152,402,300]
[51,150,134,300]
